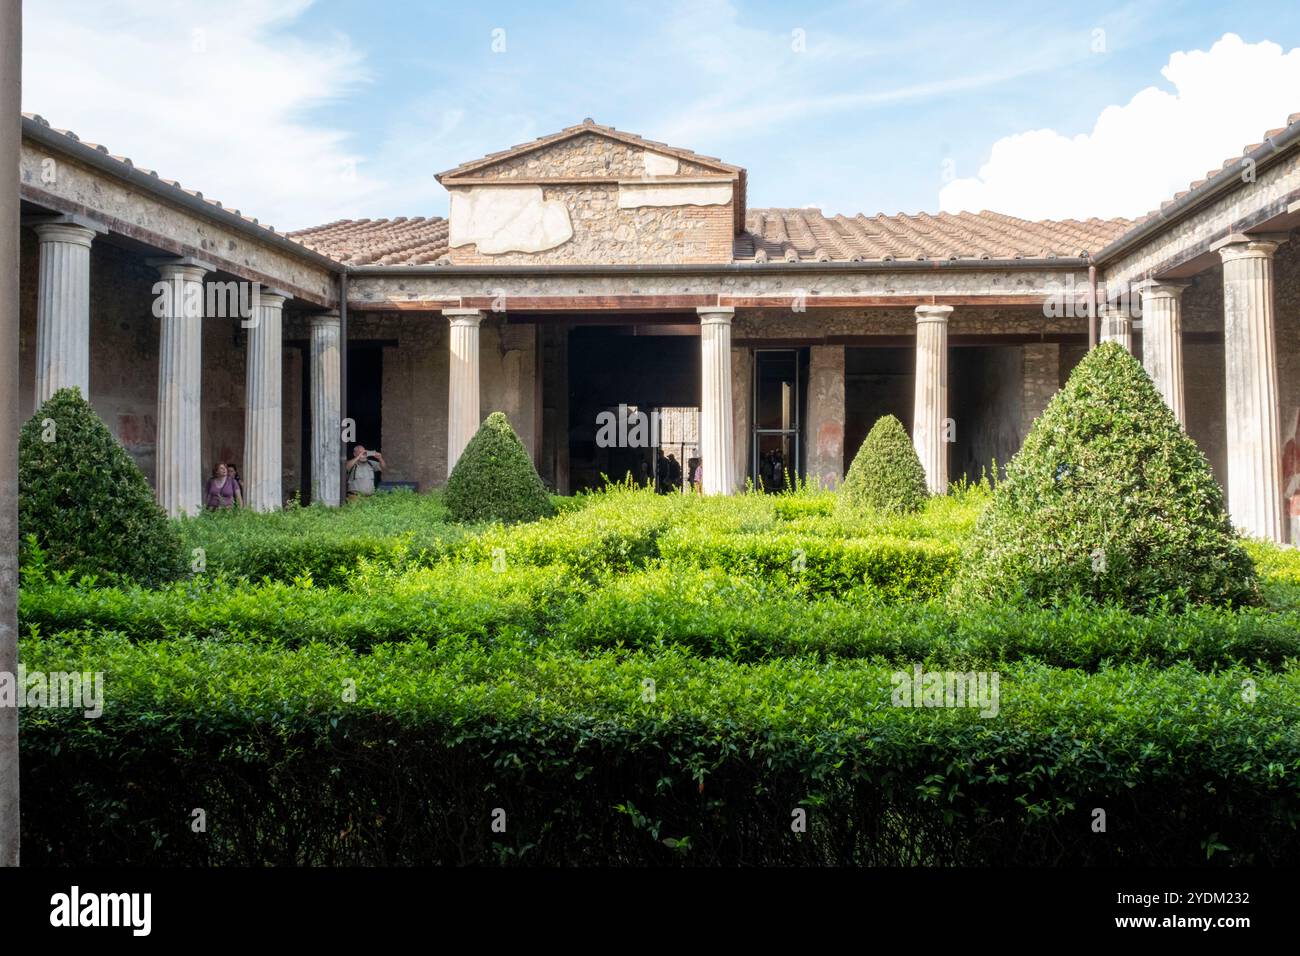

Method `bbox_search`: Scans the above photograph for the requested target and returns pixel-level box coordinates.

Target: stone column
[445,309,484,473]
[806,345,845,488]
[1218,236,1286,542]
[33,221,97,405]
[309,312,342,506]
[1098,302,1134,352]
[913,305,952,494]
[149,259,209,517]
[244,290,288,512]
[1139,280,1188,427]
[698,307,735,494]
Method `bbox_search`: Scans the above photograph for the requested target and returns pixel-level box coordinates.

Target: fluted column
[1218,236,1285,542]
[698,307,735,495]
[445,309,483,474]
[150,259,209,517]
[309,312,342,506]
[913,305,951,494]
[1139,280,1187,427]
[244,290,287,512]
[1098,302,1134,352]
[33,221,97,405]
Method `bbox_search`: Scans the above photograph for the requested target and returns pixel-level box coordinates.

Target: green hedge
[658,529,959,599]
[23,562,1300,668]
[19,632,1300,865]
[177,492,466,586]
[20,563,570,651]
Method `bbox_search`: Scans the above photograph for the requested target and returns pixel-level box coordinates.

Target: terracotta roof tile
[1124,110,1300,231]
[287,216,450,265]
[734,209,1131,262]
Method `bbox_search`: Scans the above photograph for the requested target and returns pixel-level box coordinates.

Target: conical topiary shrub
[19,387,186,586]
[444,411,556,523]
[956,343,1257,609]
[839,414,930,515]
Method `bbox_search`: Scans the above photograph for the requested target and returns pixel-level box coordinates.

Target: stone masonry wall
[448,183,734,265]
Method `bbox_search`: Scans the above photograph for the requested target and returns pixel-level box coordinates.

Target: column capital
[914,304,953,323]
[147,257,212,282]
[697,306,735,325]
[255,289,290,310]
[443,308,485,327]
[1213,233,1288,262]
[31,220,99,248]
[309,310,341,329]
[1136,279,1189,300]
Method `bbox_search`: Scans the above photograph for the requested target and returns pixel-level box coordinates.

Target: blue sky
[22,0,1300,228]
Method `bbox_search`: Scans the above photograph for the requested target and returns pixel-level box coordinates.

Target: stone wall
[805,345,845,488]
[1021,344,1059,439]
[445,131,737,266]
[448,183,734,265]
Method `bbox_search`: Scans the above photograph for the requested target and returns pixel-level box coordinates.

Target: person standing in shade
[205,462,242,510]
[346,444,386,499]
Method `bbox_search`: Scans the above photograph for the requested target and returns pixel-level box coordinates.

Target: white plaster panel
[618,182,733,209]
[643,151,680,177]
[449,185,573,254]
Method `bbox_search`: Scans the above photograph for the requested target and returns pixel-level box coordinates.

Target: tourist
[692,458,703,493]
[227,463,243,502]
[666,453,682,492]
[204,462,242,510]
[346,444,386,498]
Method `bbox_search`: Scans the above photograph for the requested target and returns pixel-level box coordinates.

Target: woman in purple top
[205,462,243,510]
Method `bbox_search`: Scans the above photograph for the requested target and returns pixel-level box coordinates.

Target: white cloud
[23,0,379,230]
[939,34,1300,220]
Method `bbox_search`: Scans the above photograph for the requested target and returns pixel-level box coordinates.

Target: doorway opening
[752,348,807,491]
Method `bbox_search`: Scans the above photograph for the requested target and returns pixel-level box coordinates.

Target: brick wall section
[1020,344,1059,441]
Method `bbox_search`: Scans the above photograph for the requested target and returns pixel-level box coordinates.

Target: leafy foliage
[19,387,185,586]
[19,632,1300,865]
[840,414,930,515]
[444,412,555,524]
[957,344,1257,609]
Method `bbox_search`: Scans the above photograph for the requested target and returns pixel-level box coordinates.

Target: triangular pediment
[435,119,744,184]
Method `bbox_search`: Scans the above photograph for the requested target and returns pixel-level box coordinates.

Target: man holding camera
[346,444,386,498]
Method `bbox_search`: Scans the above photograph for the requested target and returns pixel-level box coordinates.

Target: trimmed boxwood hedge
[18,632,1300,865]
[840,414,930,515]
[958,343,1258,609]
[444,412,555,524]
[19,387,185,586]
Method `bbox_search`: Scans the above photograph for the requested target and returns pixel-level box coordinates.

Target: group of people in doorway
[202,443,387,510]
[650,450,704,494]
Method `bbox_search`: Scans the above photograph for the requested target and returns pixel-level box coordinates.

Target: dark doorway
[566,325,700,493]
[347,344,384,458]
[752,349,807,491]
[844,347,913,461]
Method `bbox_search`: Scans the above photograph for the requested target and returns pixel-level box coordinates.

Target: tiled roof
[434,118,745,181]
[1126,110,1300,228]
[23,112,295,238]
[736,209,1131,262]
[287,217,450,265]
[287,209,1130,266]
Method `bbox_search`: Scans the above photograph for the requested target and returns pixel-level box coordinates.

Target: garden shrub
[19,632,1300,865]
[444,412,555,524]
[839,414,929,515]
[18,387,185,587]
[957,343,1258,610]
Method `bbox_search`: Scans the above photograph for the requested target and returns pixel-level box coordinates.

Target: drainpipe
[338,270,349,505]
[1087,262,1098,350]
